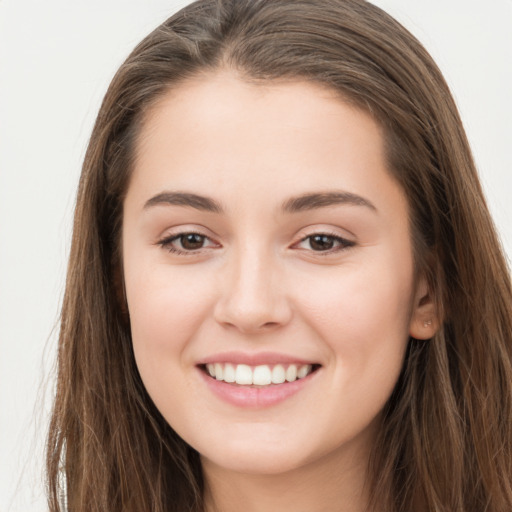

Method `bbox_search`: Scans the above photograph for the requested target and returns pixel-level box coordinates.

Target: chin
[193,429,313,475]
[201,448,308,476]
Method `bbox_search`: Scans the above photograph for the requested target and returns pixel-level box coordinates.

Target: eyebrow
[143,190,377,214]
[144,192,224,213]
[281,191,377,213]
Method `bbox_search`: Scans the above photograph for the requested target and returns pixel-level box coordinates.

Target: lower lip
[198,367,319,408]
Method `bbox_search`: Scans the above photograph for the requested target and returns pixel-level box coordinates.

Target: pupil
[310,235,334,251]
[181,233,204,250]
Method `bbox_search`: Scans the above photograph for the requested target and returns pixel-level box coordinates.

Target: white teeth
[235,364,253,385]
[253,365,272,386]
[297,364,312,379]
[214,363,223,381]
[223,363,236,383]
[205,363,316,386]
[271,364,286,384]
[285,364,297,382]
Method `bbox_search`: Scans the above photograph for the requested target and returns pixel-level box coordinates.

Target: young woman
[46,1,512,511]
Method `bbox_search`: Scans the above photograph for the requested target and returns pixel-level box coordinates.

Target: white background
[1,1,511,510]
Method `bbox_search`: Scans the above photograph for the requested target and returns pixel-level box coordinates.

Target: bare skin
[202,423,377,512]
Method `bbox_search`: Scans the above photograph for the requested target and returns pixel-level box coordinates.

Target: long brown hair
[46,1,512,510]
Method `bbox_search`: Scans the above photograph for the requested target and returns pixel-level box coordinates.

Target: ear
[409,274,439,340]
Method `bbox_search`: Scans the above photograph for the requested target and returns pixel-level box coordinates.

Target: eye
[157,232,218,254]
[178,233,208,250]
[295,233,355,253]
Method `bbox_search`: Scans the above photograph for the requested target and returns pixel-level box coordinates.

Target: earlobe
[409,276,439,340]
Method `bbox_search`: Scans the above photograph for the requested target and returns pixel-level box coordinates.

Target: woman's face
[122,73,434,476]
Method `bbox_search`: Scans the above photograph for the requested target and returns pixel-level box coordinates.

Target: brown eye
[180,233,206,250]
[293,233,355,254]
[309,235,336,251]
[158,231,217,254]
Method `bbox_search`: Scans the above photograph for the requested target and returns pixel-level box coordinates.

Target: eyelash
[157,231,217,255]
[294,232,355,254]
[157,231,355,256]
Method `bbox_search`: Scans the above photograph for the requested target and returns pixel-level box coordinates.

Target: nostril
[261,321,280,328]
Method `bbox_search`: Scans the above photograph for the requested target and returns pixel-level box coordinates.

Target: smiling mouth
[200,363,321,387]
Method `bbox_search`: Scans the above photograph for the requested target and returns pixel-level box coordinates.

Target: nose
[213,244,293,334]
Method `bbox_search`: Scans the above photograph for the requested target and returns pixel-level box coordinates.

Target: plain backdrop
[1,1,511,510]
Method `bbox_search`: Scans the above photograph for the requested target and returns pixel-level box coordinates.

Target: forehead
[135,72,382,161]
[126,72,407,223]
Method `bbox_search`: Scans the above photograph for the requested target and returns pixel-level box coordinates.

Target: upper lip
[197,351,321,366]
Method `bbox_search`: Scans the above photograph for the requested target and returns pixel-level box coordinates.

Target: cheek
[125,263,215,377]
[293,255,414,398]
[298,261,414,339]
[125,266,218,433]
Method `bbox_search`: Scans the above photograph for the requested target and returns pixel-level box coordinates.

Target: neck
[202,443,378,512]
